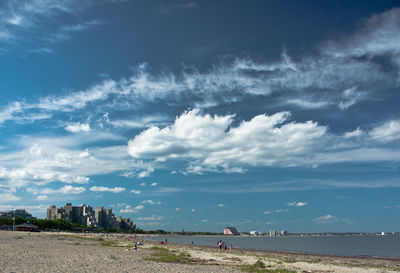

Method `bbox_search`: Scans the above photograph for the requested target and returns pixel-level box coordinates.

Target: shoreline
[2,231,400,273]
[142,235,400,261]
[154,240,400,261]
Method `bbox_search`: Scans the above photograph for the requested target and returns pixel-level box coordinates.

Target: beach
[1,231,399,273]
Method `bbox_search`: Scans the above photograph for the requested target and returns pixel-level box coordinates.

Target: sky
[0,0,399,233]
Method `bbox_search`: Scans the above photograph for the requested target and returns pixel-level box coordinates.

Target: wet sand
[1,231,399,273]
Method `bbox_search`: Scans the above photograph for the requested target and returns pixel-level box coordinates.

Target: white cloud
[34,185,86,195]
[110,114,170,129]
[0,204,48,215]
[65,122,91,133]
[286,99,332,109]
[217,204,224,207]
[138,167,154,178]
[369,120,400,143]
[0,192,20,203]
[135,215,163,221]
[287,201,307,207]
[201,219,208,223]
[141,200,161,205]
[128,109,327,172]
[263,210,272,215]
[139,182,146,186]
[79,149,90,158]
[175,208,180,211]
[90,186,125,193]
[36,195,47,200]
[0,137,152,191]
[344,127,363,138]
[338,87,363,110]
[58,185,86,194]
[314,214,339,224]
[130,189,141,195]
[150,182,157,187]
[120,205,144,214]
[191,209,195,212]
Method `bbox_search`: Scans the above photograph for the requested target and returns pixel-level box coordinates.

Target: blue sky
[0,0,399,233]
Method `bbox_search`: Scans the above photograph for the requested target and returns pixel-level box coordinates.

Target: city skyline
[0,0,400,233]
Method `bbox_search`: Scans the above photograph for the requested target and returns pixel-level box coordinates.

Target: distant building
[250,230,260,236]
[16,223,39,232]
[281,230,288,236]
[0,209,33,219]
[224,227,240,235]
[47,203,96,227]
[269,229,277,236]
[47,203,135,230]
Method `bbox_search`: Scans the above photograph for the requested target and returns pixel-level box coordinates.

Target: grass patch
[280,258,297,263]
[101,240,116,247]
[74,235,104,241]
[150,246,168,252]
[240,260,296,273]
[73,242,80,245]
[146,247,192,264]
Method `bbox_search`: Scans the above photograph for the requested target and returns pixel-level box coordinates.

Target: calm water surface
[146,235,400,259]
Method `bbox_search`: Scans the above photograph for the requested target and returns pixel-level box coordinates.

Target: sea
[145,235,400,259]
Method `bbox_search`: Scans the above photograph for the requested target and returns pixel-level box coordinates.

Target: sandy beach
[1,231,399,273]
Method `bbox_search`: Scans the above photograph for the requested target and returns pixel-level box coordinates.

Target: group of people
[217,240,231,251]
[128,241,142,251]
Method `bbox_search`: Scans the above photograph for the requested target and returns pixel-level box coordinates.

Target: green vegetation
[100,240,117,247]
[240,260,296,273]
[0,216,82,231]
[146,247,192,264]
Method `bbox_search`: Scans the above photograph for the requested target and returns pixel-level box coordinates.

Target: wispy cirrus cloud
[2,5,400,125]
[141,200,161,205]
[0,0,113,51]
[135,215,163,221]
[2,5,400,126]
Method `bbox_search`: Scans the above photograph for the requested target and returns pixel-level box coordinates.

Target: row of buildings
[224,226,289,236]
[0,209,33,219]
[250,229,288,236]
[46,203,135,230]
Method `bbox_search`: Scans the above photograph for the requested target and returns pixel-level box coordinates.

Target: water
[146,235,400,259]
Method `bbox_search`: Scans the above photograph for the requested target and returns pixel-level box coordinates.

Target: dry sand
[1,231,399,273]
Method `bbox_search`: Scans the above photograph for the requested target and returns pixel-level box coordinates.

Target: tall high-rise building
[46,203,134,230]
[269,229,277,236]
